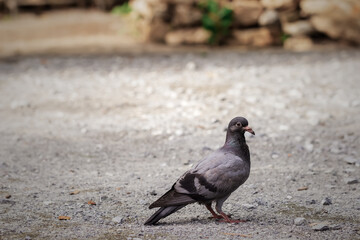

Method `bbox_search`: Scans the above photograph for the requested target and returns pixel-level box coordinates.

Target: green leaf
[202,15,215,31]
[111,3,132,15]
[219,7,232,20]
[207,0,219,13]
[198,0,234,45]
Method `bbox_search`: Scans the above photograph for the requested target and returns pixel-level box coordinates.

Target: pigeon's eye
[236,122,241,127]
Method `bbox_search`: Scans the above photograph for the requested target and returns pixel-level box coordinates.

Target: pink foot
[219,212,247,224]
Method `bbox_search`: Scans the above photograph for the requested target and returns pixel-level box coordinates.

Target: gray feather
[144,205,186,225]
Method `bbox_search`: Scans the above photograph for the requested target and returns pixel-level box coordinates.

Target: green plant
[281,33,291,44]
[199,0,233,45]
[111,2,132,15]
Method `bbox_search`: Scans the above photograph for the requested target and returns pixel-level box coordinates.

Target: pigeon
[144,116,255,225]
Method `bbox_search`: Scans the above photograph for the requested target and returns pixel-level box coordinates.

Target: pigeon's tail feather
[149,189,196,209]
[144,205,186,225]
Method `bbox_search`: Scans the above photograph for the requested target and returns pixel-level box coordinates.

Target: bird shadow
[148,216,251,226]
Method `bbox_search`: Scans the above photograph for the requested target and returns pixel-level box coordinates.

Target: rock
[343,156,358,165]
[231,1,264,27]
[255,198,267,206]
[232,27,274,47]
[329,224,342,230]
[279,11,300,24]
[258,9,279,26]
[344,178,359,184]
[300,0,359,17]
[312,222,330,231]
[185,61,196,71]
[261,0,297,10]
[147,18,171,42]
[301,0,360,44]
[284,36,313,52]
[131,0,167,20]
[165,28,211,46]
[242,203,257,210]
[321,197,332,205]
[294,217,306,226]
[172,4,202,27]
[306,199,316,205]
[279,125,289,131]
[311,16,359,43]
[25,236,32,240]
[112,215,123,224]
[283,20,315,36]
[304,140,314,152]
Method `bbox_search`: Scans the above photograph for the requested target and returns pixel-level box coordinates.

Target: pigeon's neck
[225,131,246,145]
[223,132,250,161]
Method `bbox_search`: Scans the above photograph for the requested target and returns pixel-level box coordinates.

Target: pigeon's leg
[215,195,246,223]
[205,203,223,219]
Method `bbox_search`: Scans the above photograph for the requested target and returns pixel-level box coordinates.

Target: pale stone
[147,18,171,42]
[284,36,313,52]
[301,0,360,19]
[311,16,360,44]
[258,9,278,26]
[231,1,264,26]
[172,4,202,27]
[294,217,306,226]
[283,20,315,36]
[165,28,211,46]
[261,0,296,10]
[232,27,274,47]
[130,0,167,20]
[301,0,360,44]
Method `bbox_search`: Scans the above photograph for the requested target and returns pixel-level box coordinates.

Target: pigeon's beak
[244,126,255,135]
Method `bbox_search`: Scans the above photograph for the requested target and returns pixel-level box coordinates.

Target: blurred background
[0,0,359,57]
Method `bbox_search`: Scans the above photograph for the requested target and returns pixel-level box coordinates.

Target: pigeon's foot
[205,204,223,219]
[220,218,247,223]
[219,212,246,224]
[208,214,223,219]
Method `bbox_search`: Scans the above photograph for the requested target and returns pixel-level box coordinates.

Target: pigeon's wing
[149,187,196,209]
[149,149,250,209]
[174,150,250,200]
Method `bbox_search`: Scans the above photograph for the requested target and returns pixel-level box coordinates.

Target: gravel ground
[1,50,360,240]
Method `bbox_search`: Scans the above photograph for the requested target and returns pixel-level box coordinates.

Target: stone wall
[130,0,360,50]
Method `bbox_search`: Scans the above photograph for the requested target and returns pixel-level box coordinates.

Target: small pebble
[321,197,332,205]
[343,156,357,165]
[312,222,330,231]
[329,224,341,230]
[344,178,359,184]
[112,216,123,224]
[242,204,256,210]
[254,198,267,206]
[304,141,314,152]
[306,199,316,205]
[294,217,306,226]
[186,61,196,70]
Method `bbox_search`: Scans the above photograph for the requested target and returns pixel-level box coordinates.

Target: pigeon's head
[228,117,255,135]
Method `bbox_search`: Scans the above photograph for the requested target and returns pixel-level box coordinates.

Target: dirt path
[0,50,360,239]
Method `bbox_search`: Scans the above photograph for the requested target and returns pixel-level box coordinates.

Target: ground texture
[1,50,360,239]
